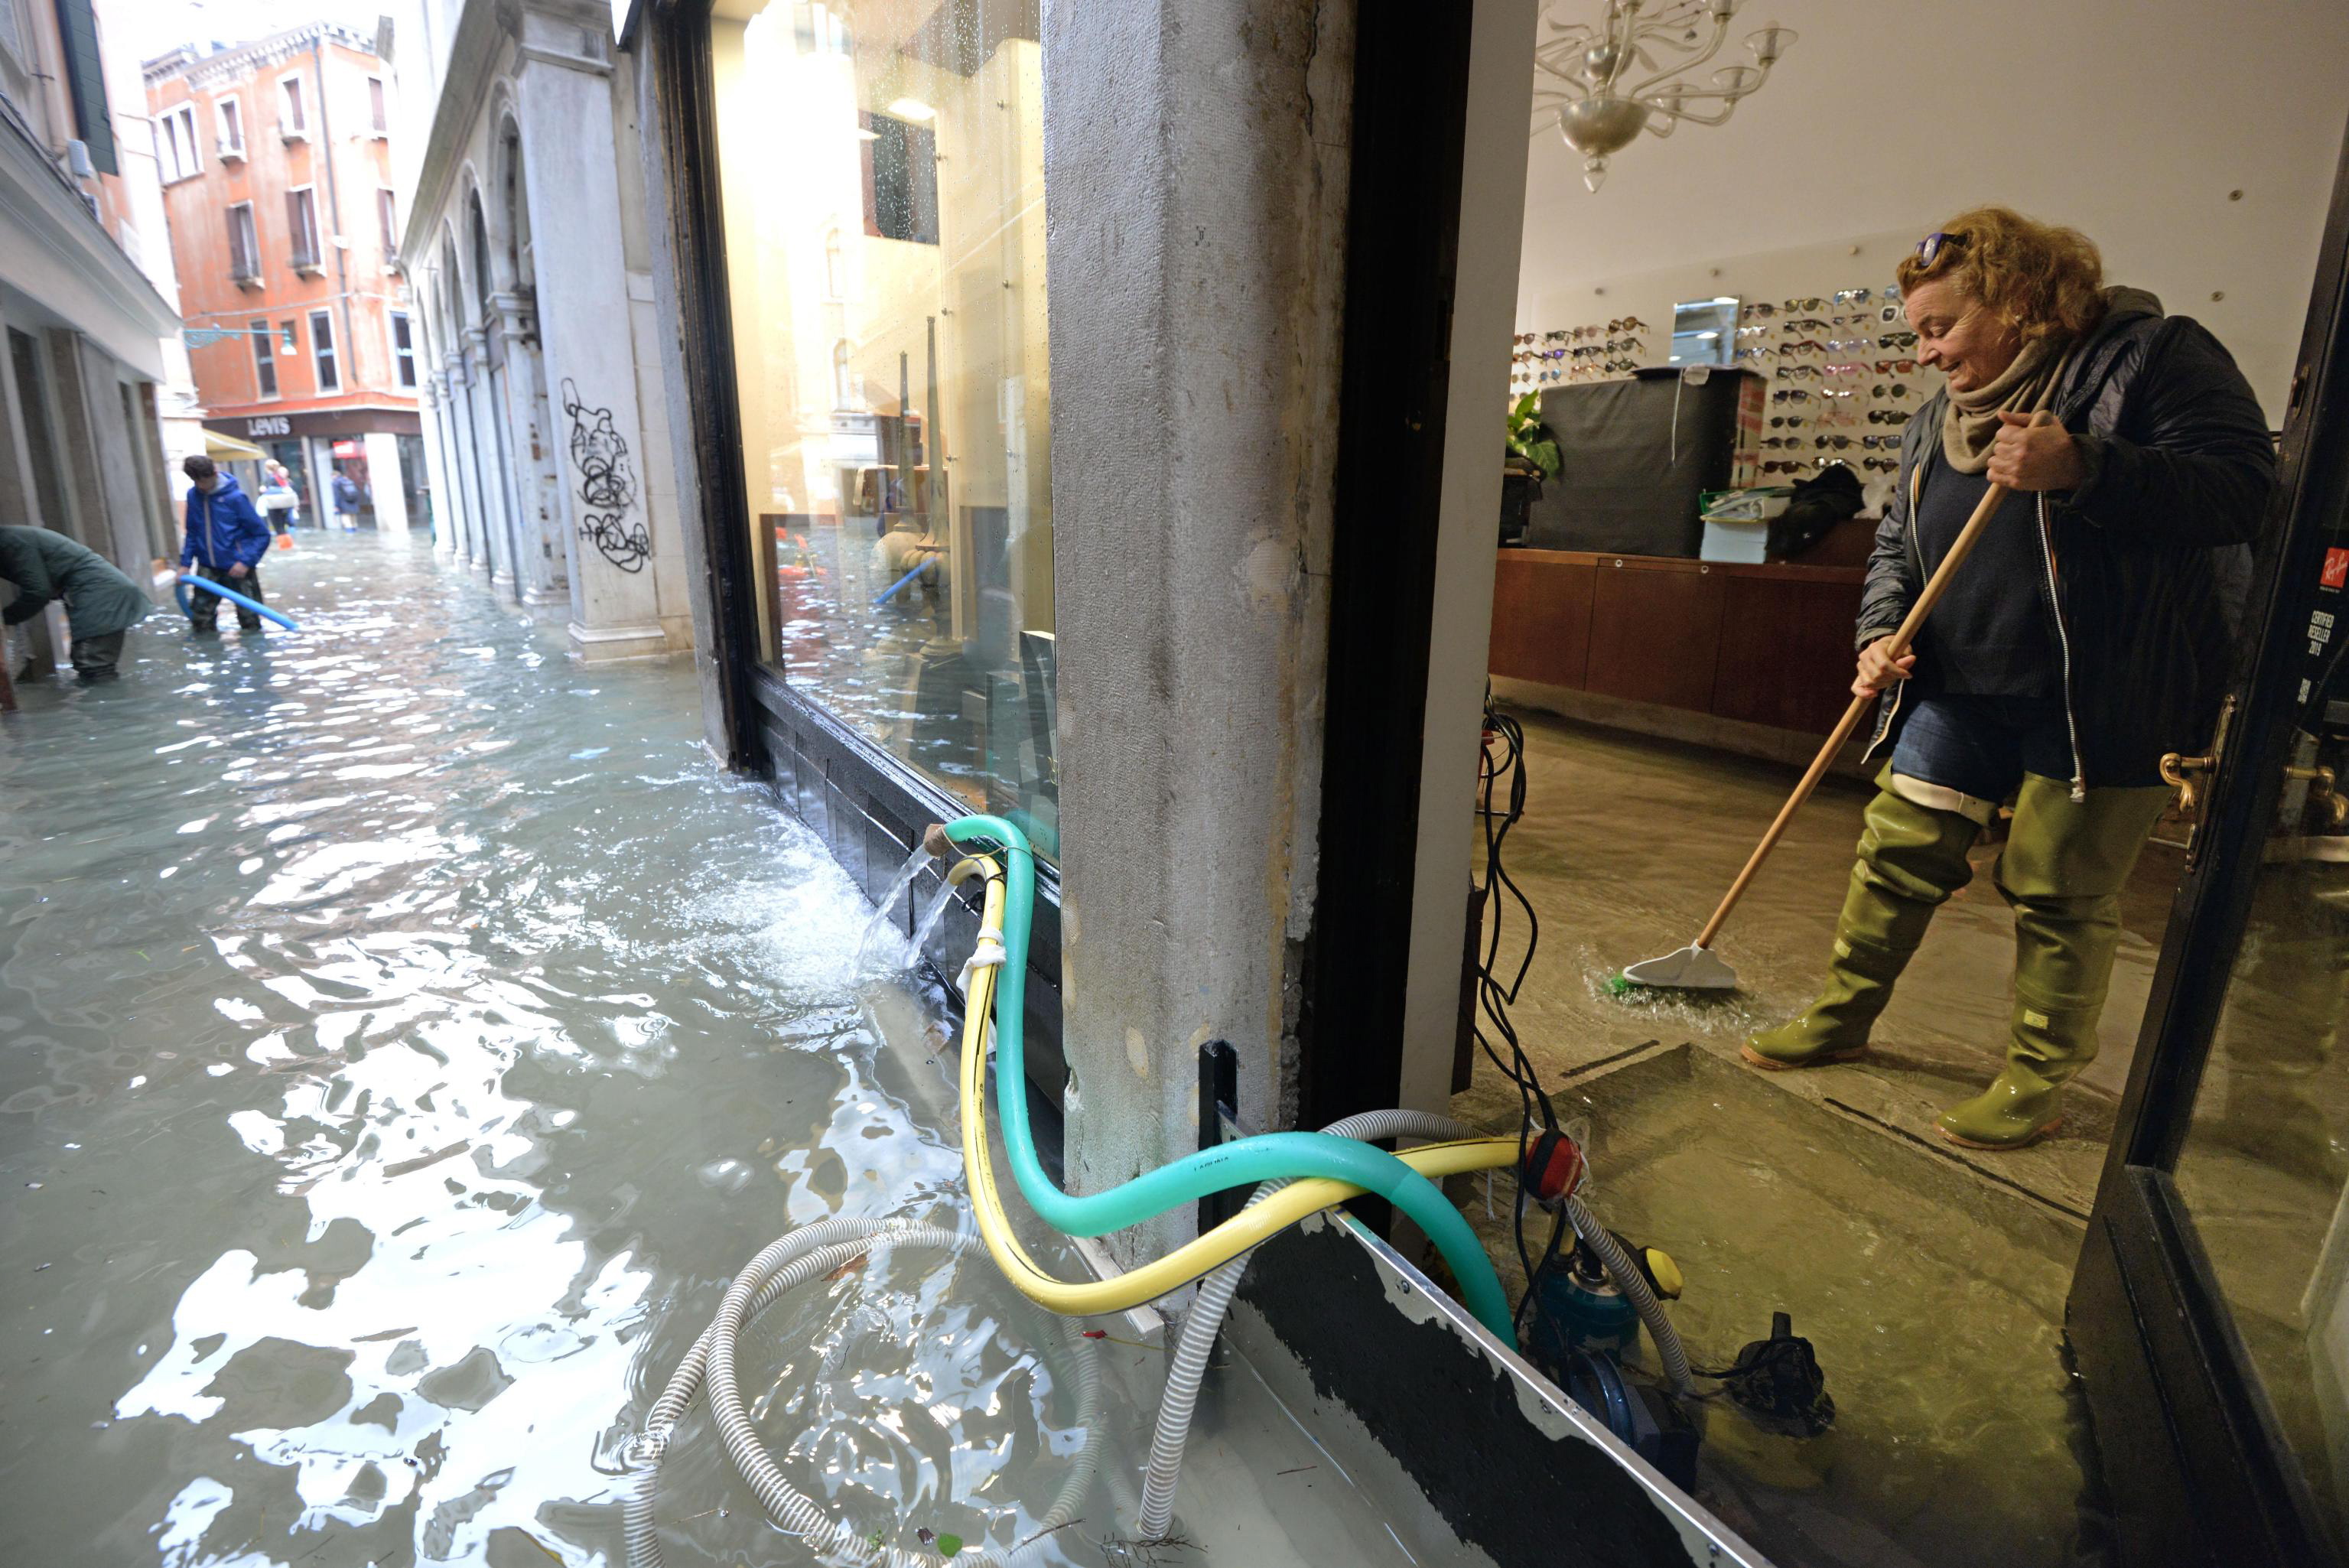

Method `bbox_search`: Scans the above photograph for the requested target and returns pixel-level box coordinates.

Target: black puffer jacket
[1857,288,2278,792]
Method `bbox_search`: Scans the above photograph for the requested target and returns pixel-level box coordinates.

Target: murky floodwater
[0,536,1440,1568]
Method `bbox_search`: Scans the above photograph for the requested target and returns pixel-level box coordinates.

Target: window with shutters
[311,310,339,392]
[227,202,260,282]
[216,96,244,159]
[252,319,278,399]
[368,76,389,136]
[378,187,399,259]
[51,0,115,173]
[287,187,321,272]
[279,74,307,138]
[158,104,200,182]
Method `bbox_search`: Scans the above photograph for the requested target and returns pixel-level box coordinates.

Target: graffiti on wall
[561,378,650,574]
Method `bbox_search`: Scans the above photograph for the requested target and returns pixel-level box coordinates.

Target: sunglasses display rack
[1510,317,1651,395]
[1737,285,1929,483]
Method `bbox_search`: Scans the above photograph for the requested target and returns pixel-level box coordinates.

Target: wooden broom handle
[1692,411,2047,950]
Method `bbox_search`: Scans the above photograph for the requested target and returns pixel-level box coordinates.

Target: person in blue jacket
[180,456,273,633]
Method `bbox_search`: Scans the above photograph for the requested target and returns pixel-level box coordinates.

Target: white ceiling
[1518,0,2349,294]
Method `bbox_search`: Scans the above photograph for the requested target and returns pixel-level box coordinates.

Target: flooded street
[0,536,1062,1565]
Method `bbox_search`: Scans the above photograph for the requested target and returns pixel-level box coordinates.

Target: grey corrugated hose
[626,1220,1100,1568]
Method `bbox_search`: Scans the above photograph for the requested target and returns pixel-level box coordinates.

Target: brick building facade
[145,24,424,532]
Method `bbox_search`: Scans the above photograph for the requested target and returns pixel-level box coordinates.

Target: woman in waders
[1743,207,2277,1150]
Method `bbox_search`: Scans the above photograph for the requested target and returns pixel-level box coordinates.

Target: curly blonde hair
[1896,207,2106,343]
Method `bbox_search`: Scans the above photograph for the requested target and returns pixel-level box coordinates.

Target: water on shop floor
[0,535,1420,1568]
[1480,1044,2103,1568]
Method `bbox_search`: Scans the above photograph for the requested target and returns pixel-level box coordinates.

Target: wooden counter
[1490,547,1868,741]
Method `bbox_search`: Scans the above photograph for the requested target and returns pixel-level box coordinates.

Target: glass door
[2071,125,2349,1568]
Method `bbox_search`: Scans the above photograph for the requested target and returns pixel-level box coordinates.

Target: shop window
[287,186,321,271]
[711,0,1057,855]
[390,310,417,388]
[215,96,243,159]
[226,202,260,283]
[250,317,278,399]
[310,308,339,393]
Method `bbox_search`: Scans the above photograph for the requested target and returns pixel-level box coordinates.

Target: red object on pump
[1523,1128,1585,1205]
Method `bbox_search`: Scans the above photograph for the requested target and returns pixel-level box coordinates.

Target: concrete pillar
[418,384,455,546]
[364,432,411,533]
[516,41,667,661]
[490,293,568,606]
[1044,0,1355,1266]
[464,325,519,595]
[444,353,490,573]
[303,436,333,530]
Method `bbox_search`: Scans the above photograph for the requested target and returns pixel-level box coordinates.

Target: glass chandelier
[1532,0,1796,191]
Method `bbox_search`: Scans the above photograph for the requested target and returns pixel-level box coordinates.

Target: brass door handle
[2285,765,2349,831]
[2160,749,2216,815]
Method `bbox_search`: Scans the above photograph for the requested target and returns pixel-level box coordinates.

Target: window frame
[250,316,278,400]
[389,309,417,388]
[158,102,200,182]
[286,184,322,272]
[278,73,307,139]
[366,74,388,137]
[215,94,244,159]
[377,187,399,259]
[309,307,340,393]
[226,200,261,283]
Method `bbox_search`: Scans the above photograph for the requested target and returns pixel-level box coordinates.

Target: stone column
[417,383,457,548]
[1044,0,1354,1266]
[444,353,490,572]
[364,432,411,533]
[516,31,667,660]
[464,324,519,595]
[490,291,568,606]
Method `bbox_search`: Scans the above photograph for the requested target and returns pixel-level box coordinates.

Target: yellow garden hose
[951,859,1516,1316]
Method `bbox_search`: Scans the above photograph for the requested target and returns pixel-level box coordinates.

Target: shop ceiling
[1520,0,2349,290]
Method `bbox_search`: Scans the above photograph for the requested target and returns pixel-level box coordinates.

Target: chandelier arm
[1638,70,1765,109]
[1641,96,1739,126]
[1622,12,1728,99]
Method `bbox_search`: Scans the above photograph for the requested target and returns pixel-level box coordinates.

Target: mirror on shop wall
[1668,295,1738,366]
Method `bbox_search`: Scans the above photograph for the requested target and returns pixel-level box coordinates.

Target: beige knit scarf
[1940,332,2071,474]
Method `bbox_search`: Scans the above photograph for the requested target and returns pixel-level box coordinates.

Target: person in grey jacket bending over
[0,524,151,680]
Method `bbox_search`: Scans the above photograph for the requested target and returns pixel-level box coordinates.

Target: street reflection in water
[0,536,1072,1565]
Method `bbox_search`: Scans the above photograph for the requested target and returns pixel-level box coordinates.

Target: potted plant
[1501,393,1559,545]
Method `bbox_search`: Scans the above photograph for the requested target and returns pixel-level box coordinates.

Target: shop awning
[203,428,267,461]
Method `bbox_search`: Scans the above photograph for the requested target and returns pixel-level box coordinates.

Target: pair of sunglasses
[1815,434,1856,450]
[1863,456,1898,472]
[1915,231,1964,267]
[1781,296,1825,311]
[1782,316,1831,333]
[1879,330,1919,348]
[1873,359,1918,373]
[1866,408,1908,425]
[1771,389,1812,403]
[1862,434,1900,450]
[1872,383,1913,399]
[1832,287,1873,304]
[1778,365,1820,381]
[1761,460,1814,473]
